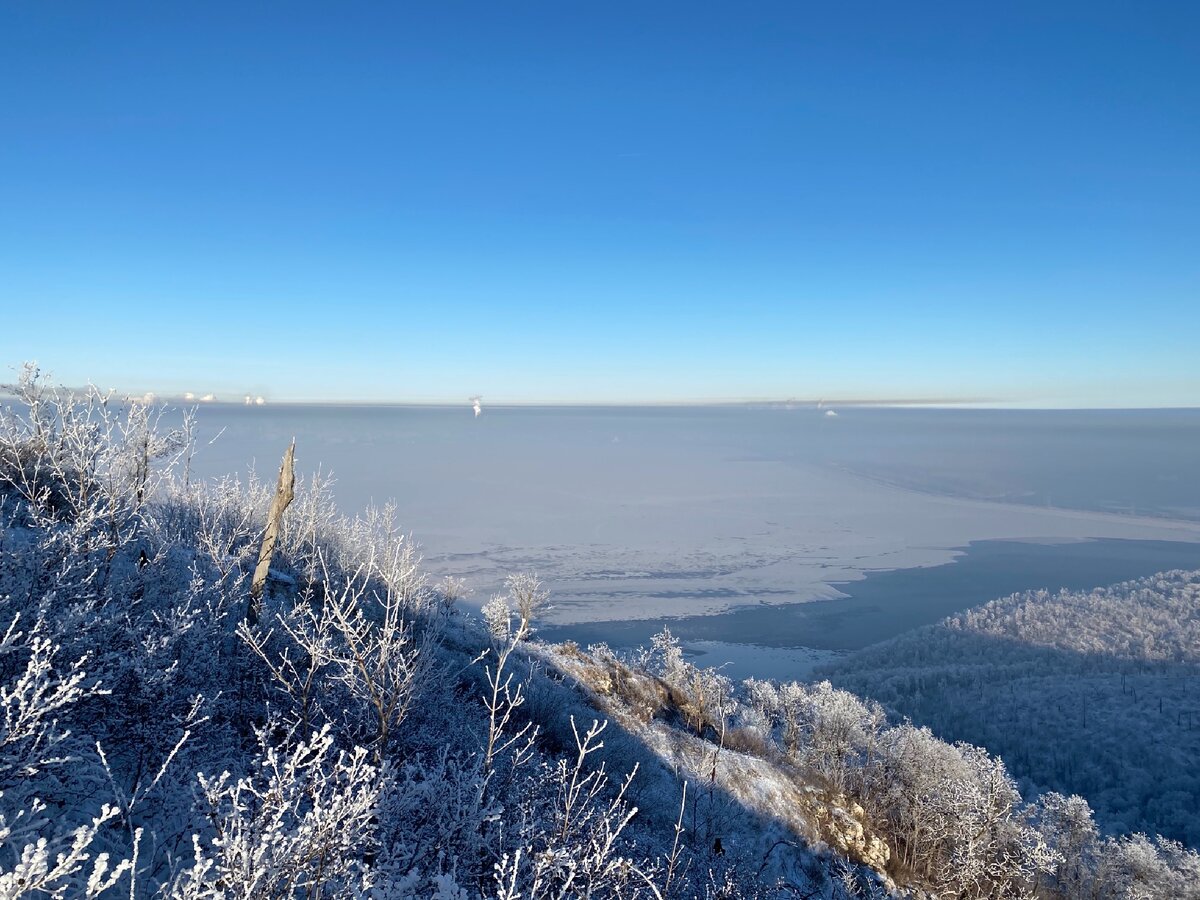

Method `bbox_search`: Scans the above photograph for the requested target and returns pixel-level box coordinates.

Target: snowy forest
[1,366,1198,899]
[821,571,1200,847]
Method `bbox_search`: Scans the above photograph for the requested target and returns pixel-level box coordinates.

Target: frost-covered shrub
[642,630,735,738]
[171,725,380,899]
[0,800,130,899]
[1091,833,1200,900]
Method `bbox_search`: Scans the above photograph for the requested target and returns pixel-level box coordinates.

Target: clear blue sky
[1,2,1197,405]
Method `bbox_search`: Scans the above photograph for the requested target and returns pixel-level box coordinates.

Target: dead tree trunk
[248,439,296,623]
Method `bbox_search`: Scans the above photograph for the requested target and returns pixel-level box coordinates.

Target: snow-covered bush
[170,726,379,899]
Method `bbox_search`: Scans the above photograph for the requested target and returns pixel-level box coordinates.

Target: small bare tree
[240,548,428,763]
[478,595,537,786]
[505,571,549,635]
[492,718,662,900]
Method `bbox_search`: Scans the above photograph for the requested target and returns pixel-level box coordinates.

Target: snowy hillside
[820,572,1200,847]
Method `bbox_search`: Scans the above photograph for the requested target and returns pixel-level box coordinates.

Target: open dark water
[538,538,1200,652]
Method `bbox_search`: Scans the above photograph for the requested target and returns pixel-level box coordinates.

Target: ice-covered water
[181,404,1200,676]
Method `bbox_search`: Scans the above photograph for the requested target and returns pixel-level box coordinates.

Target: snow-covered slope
[821,571,1200,846]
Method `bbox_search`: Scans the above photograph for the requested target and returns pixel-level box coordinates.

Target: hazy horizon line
[5,385,1196,412]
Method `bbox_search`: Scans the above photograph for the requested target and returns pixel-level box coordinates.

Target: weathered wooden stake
[248,439,296,623]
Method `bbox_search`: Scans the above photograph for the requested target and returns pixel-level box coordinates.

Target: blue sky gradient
[1,2,1197,405]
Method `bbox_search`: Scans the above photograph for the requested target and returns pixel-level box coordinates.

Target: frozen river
[182,404,1200,677]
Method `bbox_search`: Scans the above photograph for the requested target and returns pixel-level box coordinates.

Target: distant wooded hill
[821,571,1200,846]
